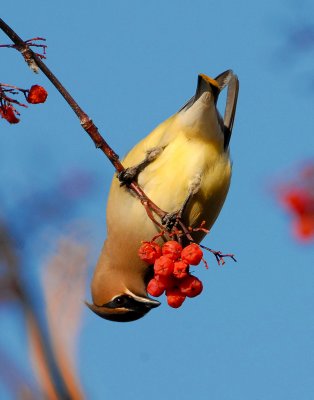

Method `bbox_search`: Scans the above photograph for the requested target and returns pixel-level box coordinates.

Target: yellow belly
[138,133,231,231]
[107,131,231,249]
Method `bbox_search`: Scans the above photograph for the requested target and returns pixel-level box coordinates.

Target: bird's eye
[113,296,129,307]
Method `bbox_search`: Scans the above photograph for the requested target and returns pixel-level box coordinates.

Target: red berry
[27,85,48,104]
[138,242,162,264]
[181,243,203,265]
[155,274,176,290]
[179,275,203,298]
[162,240,182,261]
[173,260,189,279]
[281,189,314,216]
[293,215,314,241]
[147,278,165,297]
[166,288,186,308]
[0,105,20,124]
[154,255,174,277]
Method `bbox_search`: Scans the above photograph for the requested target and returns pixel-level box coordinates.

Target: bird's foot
[118,167,139,186]
[161,210,181,231]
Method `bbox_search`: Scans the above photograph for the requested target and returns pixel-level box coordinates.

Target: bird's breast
[138,133,231,230]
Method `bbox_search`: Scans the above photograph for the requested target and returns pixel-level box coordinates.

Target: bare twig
[0,37,47,59]
[199,243,237,266]
[0,83,28,108]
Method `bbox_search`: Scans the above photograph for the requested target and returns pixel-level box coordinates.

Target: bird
[87,70,239,322]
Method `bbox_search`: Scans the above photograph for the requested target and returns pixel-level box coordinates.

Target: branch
[0,17,167,224]
[0,222,78,399]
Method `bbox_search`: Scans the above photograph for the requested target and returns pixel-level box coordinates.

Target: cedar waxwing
[87,70,239,322]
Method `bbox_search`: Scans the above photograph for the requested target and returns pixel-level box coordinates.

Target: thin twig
[0,84,28,108]
[0,36,47,59]
[199,243,237,266]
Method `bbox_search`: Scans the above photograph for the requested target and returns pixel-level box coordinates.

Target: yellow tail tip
[198,74,219,88]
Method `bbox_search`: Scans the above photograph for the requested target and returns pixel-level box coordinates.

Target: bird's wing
[215,70,239,150]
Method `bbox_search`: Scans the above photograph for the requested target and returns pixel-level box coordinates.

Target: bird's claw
[118,168,138,186]
[161,211,180,231]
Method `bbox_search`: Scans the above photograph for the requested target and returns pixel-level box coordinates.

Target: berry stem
[199,244,237,266]
[0,85,27,109]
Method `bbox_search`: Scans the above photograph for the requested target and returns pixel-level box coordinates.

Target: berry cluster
[139,240,204,308]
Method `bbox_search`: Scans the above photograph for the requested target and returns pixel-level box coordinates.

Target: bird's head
[88,238,160,322]
[86,291,160,322]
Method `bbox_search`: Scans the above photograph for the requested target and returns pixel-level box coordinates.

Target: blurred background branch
[0,170,95,399]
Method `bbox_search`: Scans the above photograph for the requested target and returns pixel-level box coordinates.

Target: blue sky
[1,1,314,399]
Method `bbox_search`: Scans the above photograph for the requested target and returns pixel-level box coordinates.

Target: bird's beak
[194,73,220,103]
[131,294,161,309]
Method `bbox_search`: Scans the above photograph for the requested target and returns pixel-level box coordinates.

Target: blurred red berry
[27,85,48,104]
[281,189,313,216]
[181,243,203,265]
[162,240,182,261]
[293,215,314,241]
[166,288,186,308]
[147,278,165,297]
[0,105,20,124]
[179,275,203,298]
[154,255,174,277]
[138,242,161,264]
[173,260,189,279]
